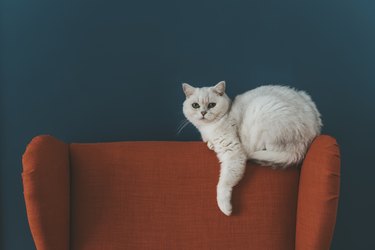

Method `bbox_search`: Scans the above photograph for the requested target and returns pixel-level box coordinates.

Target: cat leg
[201,134,215,150]
[217,158,246,216]
[207,141,215,150]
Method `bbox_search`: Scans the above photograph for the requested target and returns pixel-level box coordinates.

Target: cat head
[182,81,231,127]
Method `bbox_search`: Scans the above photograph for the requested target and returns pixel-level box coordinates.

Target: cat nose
[201,111,207,116]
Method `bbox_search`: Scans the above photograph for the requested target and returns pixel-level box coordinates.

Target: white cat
[182,81,322,216]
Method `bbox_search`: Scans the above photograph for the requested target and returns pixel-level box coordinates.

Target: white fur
[182,81,322,216]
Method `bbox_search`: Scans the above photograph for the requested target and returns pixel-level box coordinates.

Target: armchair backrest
[22,135,340,250]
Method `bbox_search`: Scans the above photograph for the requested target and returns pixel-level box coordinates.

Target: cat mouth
[199,116,211,121]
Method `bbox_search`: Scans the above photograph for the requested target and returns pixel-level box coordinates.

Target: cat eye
[192,103,200,109]
[208,103,216,109]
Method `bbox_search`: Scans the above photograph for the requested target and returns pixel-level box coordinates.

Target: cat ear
[182,83,196,98]
[213,81,226,96]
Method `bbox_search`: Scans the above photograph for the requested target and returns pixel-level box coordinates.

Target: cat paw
[217,186,233,216]
[207,141,215,150]
[217,197,232,216]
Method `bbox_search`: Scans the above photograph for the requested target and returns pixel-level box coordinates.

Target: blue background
[1,0,375,249]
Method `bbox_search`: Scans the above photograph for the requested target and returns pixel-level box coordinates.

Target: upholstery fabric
[22,135,70,250]
[296,135,340,250]
[22,135,340,250]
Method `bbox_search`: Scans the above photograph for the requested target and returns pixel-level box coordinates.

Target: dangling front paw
[217,185,233,216]
[207,141,215,150]
[217,197,232,216]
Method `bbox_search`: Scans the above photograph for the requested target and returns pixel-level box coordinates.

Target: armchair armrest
[295,135,341,250]
[22,135,70,250]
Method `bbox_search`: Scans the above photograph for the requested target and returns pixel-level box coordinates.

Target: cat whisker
[176,119,190,135]
[176,119,187,131]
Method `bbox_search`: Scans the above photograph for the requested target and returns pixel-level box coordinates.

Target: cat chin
[192,119,215,127]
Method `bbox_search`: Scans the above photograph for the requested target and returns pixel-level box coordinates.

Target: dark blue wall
[1,0,375,249]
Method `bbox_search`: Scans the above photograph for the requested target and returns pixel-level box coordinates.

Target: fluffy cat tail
[249,150,303,168]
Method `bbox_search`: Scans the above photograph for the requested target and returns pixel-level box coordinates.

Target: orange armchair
[22,135,340,250]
